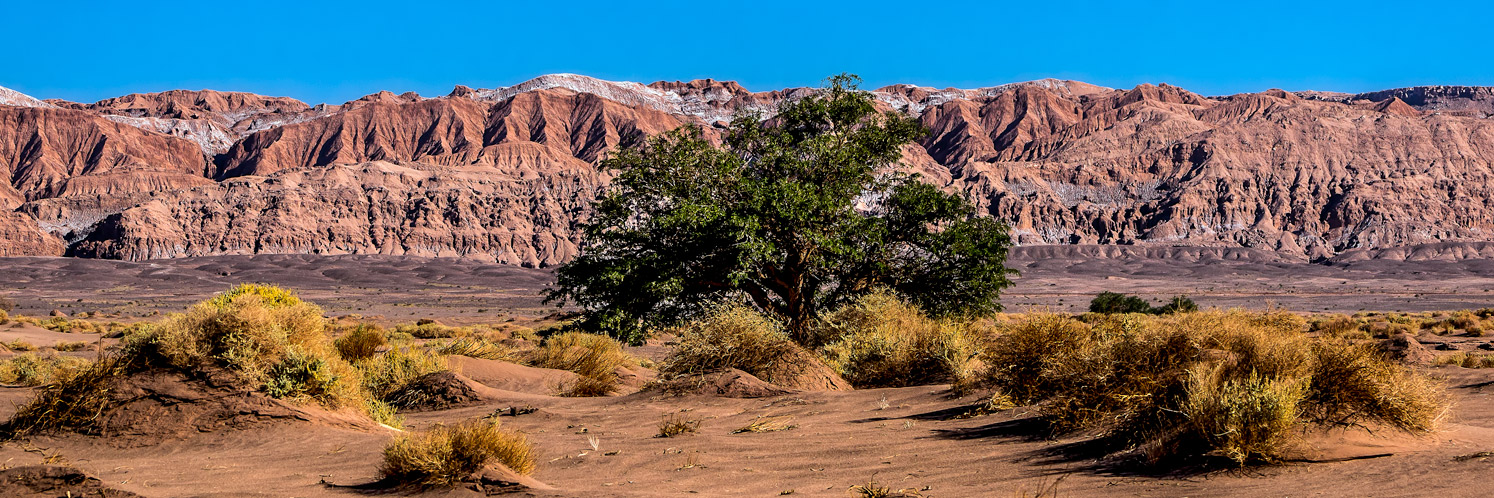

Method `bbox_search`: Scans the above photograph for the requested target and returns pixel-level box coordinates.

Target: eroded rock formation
[3,75,1494,263]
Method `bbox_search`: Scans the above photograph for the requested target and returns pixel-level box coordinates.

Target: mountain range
[3,74,1494,265]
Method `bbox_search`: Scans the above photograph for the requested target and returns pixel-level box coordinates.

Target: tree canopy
[546,74,1016,345]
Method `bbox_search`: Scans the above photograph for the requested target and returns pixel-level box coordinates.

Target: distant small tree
[1088,291,1153,314]
[1155,295,1199,314]
[546,74,1017,345]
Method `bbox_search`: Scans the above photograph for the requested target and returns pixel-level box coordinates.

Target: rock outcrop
[4,76,1494,262]
[68,161,598,267]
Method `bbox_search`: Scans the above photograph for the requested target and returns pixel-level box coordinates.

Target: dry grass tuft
[380,419,535,486]
[662,304,797,381]
[848,480,923,498]
[357,347,449,400]
[437,337,517,361]
[530,332,629,397]
[1435,352,1494,368]
[334,324,388,362]
[1303,339,1445,432]
[817,291,986,388]
[395,322,472,339]
[656,414,700,438]
[51,341,90,352]
[732,415,797,434]
[2,354,131,437]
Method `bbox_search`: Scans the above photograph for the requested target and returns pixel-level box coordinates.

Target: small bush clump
[1088,291,1154,314]
[662,304,797,381]
[0,353,91,386]
[334,324,388,362]
[5,340,37,352]
[395,322,471,339]
[358,347,449,400]
[380,419,535,485]
[3,284,395,438]
[1156,295,1199,314]
[1435,352,1494,369]
[436,337,516,361]
[974,310,1445,465]
[529,332,629,397]
[52,341,89,352]
[656,414,699,438]
[817,292,983,388]
[1089,292,1200,315]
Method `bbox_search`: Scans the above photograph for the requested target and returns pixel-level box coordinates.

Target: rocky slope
[2,76,1494,264]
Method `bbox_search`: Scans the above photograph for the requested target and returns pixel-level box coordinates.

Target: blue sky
[3,0,1490,105]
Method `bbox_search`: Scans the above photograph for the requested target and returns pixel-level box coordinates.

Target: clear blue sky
[4,0,1490,105]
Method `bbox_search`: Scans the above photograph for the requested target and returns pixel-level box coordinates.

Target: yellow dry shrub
[357,347,449,400]
[0,353,91,386]
[817,292,984,388]
[662,304,797,381]
[436,337,516,361]
[128,285,328,382]
[334,324,388,362]
[381,419,535,485]
[1302,339,1444,432]
[1177,368,1306,464]
[975,310,1446,466]
[529,332,629,396]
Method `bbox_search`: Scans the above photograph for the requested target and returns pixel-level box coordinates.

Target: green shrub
[380,419,535,485]
[0,309,8,325]
[817,292,982,388]
[263,346,365,404]
[1088,291,1153,314]
[206,283,303,309]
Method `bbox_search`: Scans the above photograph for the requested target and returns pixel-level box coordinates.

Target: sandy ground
[0,250,1492,496]
[0,362,1489,498]
[0,255,559,325]
[2,250,1492,323]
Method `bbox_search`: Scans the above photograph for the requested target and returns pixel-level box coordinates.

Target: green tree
[546,75,1016,345]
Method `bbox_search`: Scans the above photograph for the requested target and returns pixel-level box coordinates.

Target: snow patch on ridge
[0,85,57,108]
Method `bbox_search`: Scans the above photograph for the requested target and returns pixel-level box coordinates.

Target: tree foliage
[1088,291,1154,314]
[546,74,1015,345]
